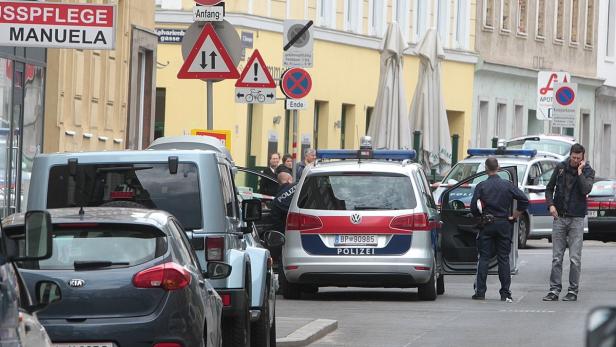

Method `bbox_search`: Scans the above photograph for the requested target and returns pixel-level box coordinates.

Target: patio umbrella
[367,22,412,149]
[408,28,452,175]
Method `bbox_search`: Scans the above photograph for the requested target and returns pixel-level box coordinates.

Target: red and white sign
[195,0,224,5]
[177,23,239,80]
[537,71,570,120]
[235,50,276,104]
[0,1,116,49]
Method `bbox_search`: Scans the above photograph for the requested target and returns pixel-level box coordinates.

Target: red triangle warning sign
[177,23,239,80]
[235,50,276,88]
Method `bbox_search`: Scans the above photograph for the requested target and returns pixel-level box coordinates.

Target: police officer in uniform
[269,172,297,264]
[470,157,529,302]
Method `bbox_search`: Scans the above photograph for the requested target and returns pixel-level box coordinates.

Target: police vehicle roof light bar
[316,149,417,161]
[466,148,537,157]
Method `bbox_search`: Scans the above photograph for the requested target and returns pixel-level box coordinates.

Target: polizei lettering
[336,248,375,255]
[10,27,107,45]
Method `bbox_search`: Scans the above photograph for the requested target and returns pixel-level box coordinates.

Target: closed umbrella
[408,28,452,175]
[367,22,412,149]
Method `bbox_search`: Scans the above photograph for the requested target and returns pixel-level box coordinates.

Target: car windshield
[443,162,527,185]
[506,138,571,156]
[297,173,417,210]
[46,163,203,230]
[589,181,616,197]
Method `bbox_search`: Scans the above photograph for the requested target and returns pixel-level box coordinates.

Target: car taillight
[133,262,191,291]
[286,212,323,231]
[599,201,616,210]
[587,199,600,209]
[205,236,225,261]
[390,213,431,231]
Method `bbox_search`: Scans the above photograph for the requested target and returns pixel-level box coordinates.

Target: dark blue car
[4,207,231,347]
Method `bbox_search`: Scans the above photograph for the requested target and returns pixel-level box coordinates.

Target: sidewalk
[276,317,338,347]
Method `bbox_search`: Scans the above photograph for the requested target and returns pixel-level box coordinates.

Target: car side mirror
[6,211,53,262]
[242,199,262,222]
[586,306,616,347]
[205,261,232,280]
[262,230,285,248]
[25,280,62,314]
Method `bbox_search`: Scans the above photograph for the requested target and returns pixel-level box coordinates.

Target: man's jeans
[549,217,584,295]
[475,220,513,296]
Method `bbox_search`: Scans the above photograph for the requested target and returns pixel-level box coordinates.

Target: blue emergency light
[316,149,417,161]
[466,148,537,157]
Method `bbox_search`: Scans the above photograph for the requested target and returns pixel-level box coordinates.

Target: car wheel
[279,269,301,300]
[437,273,445,295]
[222,274,251,347]
[418,269,437,301]
[251,281,271,347]
[518,214,530,249]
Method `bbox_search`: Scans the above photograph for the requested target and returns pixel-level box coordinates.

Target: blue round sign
[281,68,312,99]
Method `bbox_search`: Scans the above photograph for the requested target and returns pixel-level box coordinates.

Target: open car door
[439,166,519,275]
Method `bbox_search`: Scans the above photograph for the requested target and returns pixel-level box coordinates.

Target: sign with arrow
[177,23,239,80]
[235,49,276,104]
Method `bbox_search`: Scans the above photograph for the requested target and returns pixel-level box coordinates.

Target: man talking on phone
[543,143,595,302]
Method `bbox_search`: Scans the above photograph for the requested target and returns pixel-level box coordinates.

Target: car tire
[437,274,445,295]
[223,273,251,347]
[518,214,530,249]
[418,269,437,301]
[251,279,272,347]
[279,269,301,300]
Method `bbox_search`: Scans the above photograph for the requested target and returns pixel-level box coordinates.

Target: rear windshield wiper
[74,260,130,270]
[354,206,390,210]
[95,166,153,173]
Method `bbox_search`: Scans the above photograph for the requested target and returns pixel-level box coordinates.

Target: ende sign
[0,1,116,49]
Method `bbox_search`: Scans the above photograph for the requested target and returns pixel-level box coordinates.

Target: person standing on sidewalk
[295,148,316,179]
[470,157,529,302]
[543,143,595,302]
[259,152,280,196]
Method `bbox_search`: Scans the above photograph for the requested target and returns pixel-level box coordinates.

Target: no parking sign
[281,68,312,99]
[552,83,577,128]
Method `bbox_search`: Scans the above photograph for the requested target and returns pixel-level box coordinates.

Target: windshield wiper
[354,206,388,210]
[96,166,153,173]
[74,260,130,270]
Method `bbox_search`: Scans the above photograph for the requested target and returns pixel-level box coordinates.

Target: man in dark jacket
[543,143,595,302]
[259,152,280,196]
[470,157,529,302]
[269,172,296,264]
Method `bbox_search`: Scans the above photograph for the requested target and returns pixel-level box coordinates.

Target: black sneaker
[472,294,485,300]
[501,294,513,303]
[542,292,559,301]
[562,292,577,301]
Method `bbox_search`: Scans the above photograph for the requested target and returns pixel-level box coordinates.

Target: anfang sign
[0,1,116,49]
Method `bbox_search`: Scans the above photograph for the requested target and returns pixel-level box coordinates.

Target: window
[603,124,612,174]
[317,0,336,28]
[218,164,237,218]
[365,106,374,133]
[369,0,386,37]
[456,0,469,48]
[514,104,524,137]
[517,0,527,34]
[159,0,181,10]
[581,112,590,149]
[555,0,565,42]
[345,0,362,33]
[570,0,580,43]
[155,88,165,140]
[607,0,615,55]
[415,0,427,41]
[501,0,511,31]
[586,0,595,47]
[496,103,507,138]
[437,0,449,44]
[396,0,410,41]
[478,100,489,146]
[483,0,495,28]
[536,0,546,38]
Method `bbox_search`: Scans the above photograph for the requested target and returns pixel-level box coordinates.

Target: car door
[439,166,519,275]
[525,160,556,236]
[235,167,277,235]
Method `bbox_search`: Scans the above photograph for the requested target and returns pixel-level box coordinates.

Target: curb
[276,319,338,347]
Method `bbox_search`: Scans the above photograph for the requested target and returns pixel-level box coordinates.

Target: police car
[432,147,587,248]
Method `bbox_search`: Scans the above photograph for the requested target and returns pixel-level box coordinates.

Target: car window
[297,173,417,210]
[415,171,437,210]
[46,163,203,230]
[18,225,167,270]
[589,181,616,197]
[218,164,236,218]
[506,139,571,156]
[526,163,541,185]
[443,170,514,210]
[443,163,480,184]
[537,165,555,186]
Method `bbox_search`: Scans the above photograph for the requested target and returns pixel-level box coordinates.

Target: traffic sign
[283,20,314,68]
[177,23,239,80]
[281,68,312,99]
[191,129,231,150]
[537,71,570,120]
[193,4,224,21]
[235,50,276,104]
[286,99,307,110]
[552,83,577,128]
[195,0,223,5]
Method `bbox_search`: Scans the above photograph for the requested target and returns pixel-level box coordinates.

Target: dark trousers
[475,220,513,296]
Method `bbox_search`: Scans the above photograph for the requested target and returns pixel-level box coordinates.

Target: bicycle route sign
[235,49,276,104]
[281,68,312,99]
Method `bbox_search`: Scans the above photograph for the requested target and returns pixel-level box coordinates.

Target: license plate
[53,343,115,347]
[335,234,377,246]
[588,211,598,218]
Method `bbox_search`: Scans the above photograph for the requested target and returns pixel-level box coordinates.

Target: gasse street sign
[552,83,577,128]
[235,50,276,104]
[0,1,116,49]
[537,71,570,120]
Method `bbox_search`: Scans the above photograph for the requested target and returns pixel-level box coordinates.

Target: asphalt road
[276,239,616,347]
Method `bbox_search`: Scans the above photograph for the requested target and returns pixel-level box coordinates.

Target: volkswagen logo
[350,213,362,224]
[68,279,85,288]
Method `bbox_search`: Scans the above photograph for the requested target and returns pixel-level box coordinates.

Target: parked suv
[26,136,276,347]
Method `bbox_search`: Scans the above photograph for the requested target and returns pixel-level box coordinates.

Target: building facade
[595,0,616,178]
[472,0,603,161]
[155,0,478,169]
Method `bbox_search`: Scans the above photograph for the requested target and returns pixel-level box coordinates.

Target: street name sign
[193,4,224,21]
[0,1,116,49]
[537,71,571,120]
[281,68,312,99]
[283,20,314,68]
[177,22,239,80]
[286,99,307,110]
[235,49,276,104]
[552,83,577,128]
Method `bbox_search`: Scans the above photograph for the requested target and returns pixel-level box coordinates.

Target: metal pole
[292,109,298,182]
[207,81,213,130]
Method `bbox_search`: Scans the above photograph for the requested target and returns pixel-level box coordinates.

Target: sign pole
[207,80,213,129]
[292,109,299,182]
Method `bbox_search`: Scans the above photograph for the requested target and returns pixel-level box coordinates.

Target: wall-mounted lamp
[273,115,282,125]
[65,130,76,136]
[333,120,341,129]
